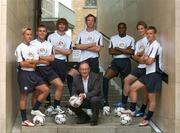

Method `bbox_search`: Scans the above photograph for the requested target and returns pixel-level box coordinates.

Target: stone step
[20,113,152,133]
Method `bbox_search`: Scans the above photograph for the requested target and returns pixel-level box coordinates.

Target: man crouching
[69,61,101,126]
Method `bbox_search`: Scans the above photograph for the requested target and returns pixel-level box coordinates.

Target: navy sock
[54,99,60,108]
[67,74,73,96]
[145,111,154,120]
[130,102,136,112]
[140,104,147,113]
[103,77,109,102]
[122,94,128,105]
[21,109,27,121]
[33,100,42,110]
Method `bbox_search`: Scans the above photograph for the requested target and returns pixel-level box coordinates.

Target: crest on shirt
[27,52,34,59]
[85,36,94,43]
[139,45,145,52]
[55,40,66,48]
[39,48,47,56]
[118,41,126,48]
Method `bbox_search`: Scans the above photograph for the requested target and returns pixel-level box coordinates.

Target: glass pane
[85,0,97,7]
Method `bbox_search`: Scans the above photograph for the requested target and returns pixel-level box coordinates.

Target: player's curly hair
[136,21,147,29]
[56,18,69,31]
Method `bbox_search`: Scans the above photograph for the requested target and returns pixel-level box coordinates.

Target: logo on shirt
[85,36,95,44]
[27,52,34,59]
[139,45,145,52]
[39,48,47,56]
[118,41,126,48]
[55,40,66,48]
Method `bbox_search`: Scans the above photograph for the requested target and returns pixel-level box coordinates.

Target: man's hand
[79,93,86,102]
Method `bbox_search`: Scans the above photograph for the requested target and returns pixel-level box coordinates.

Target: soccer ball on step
[33,115,45,126]
[120,114,132,125]
[103,106,111,116]
[69,95,82,108]
[114,107,125,117]
[54,114,66,124]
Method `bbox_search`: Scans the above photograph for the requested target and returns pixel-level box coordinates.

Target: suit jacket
[72,72,101,99]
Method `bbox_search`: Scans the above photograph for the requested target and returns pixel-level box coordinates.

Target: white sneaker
[67,108,75,116]
[22,120,35,127]
[86,109,93,116]
[45,106,55,116]
[121,109,135,116]
[31,110,45,117]
[53,106,65,114]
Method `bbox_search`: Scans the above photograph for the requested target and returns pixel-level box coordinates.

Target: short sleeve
[97,33,103,46]
[15,46,23,62]
[76,33,82,44]
[108,38,113,48]
[149,44,159,58]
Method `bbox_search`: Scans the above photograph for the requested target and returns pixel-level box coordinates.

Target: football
[120,114,132,125]
[55,114,66,124]
[33,115,45,126]
[69,95,82,108]
[103,106,111,116]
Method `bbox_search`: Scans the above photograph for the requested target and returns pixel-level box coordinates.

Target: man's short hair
[136,21,147,29]
[85,14,96,23]
[56,18,69,31]
[21,27,32,35]
[79,61,90,69]
[37,24,47,31]
[147,26,157,33]
[118,22,127,29]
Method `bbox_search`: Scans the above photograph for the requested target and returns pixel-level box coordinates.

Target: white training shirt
[144,40,162,74]
[109,35,135,58]
[47,32,72,60]
[76,29,103,61]
[31,39,53,66]
[15,42,39,71]
[135,37,148,68]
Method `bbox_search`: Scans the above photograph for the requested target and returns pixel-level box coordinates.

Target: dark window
[85,0,97,7]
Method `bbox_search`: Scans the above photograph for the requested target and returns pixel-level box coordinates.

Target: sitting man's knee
[90,96,100,103]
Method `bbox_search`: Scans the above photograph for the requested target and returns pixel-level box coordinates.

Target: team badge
[39,48,47,56]
[55,40,66,48]
[118,41,125,48]
[86,36,94,43]
[27,52,34,59]
[139,45,145,52]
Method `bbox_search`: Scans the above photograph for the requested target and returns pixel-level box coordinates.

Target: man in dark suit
[69,61,101,126]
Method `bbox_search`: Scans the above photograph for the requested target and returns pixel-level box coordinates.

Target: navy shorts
[17,69,45,94]
[130,68,146,78]
[36,66,59,84]
[109,58,131,79]
[51,59,67,82]
[139,72,162,93]
[73,57,100,74]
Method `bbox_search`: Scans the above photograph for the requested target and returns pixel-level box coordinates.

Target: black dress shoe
[77,116,90,124]
[90,121,98,126]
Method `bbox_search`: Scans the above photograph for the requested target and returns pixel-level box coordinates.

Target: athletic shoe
[22,120,35,127]
[113,101,125,108]
[135,110,145,117]
[86,109,93,116]
[31,110,45,117]
[121,109,135,116]
[53,106,65,114]
[45,105,54,116]
[138,119,149,126]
